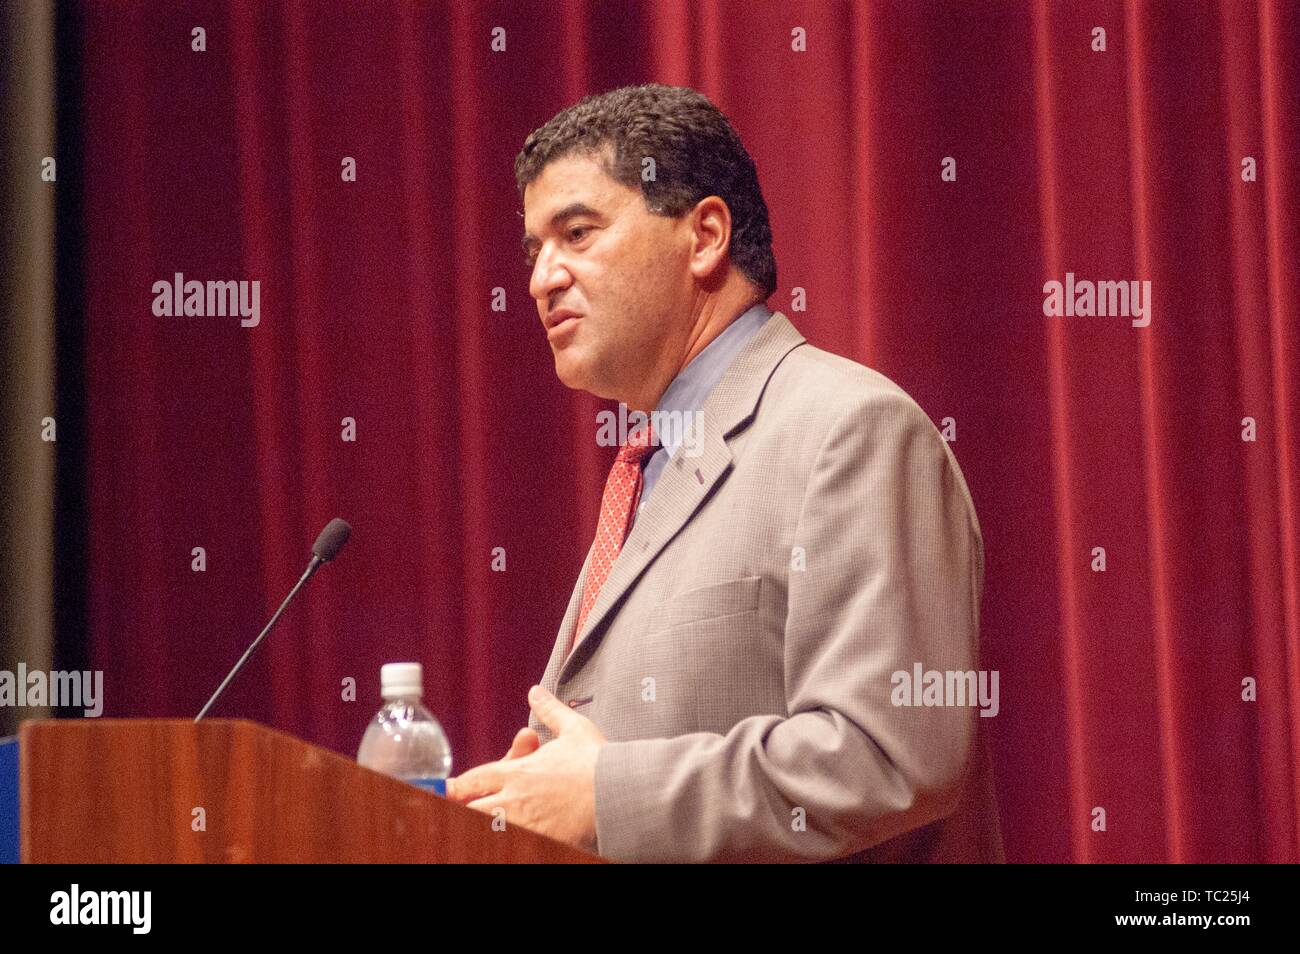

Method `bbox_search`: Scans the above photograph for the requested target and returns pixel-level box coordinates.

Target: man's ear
[688,196,732,281]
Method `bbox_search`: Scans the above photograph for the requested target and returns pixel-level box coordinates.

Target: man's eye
[524,227,590,267]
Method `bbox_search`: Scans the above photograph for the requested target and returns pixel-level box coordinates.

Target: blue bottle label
[410,777,446,796]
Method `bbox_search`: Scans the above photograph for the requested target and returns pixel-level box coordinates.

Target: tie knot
[615,422,657,465]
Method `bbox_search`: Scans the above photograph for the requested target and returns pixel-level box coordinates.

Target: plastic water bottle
[357,662,452,795]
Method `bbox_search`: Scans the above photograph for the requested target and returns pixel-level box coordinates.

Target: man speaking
[446,84,1002,863]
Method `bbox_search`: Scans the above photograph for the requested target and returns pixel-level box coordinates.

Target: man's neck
[625,289,765,413]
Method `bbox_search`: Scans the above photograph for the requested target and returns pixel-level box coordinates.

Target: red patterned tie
[568,423,657,657]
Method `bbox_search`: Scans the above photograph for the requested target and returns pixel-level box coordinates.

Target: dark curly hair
[515,84,777,299]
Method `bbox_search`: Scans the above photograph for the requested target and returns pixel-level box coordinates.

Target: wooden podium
[17,719,603,863]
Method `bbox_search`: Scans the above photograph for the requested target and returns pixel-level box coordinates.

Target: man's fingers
[502,727,541,761]
[527,685,581,736]
[466,793,508,816]
[445,764,507,804]
[448,729,542,803]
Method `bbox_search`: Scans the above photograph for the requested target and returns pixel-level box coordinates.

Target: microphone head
[312,518,352,562]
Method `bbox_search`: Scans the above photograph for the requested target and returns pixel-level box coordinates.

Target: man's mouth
[545,309,582,338]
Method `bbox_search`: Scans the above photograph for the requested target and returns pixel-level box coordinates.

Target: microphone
[195,518,352,722]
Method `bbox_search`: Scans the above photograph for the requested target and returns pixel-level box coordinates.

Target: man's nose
[529,247,572,302]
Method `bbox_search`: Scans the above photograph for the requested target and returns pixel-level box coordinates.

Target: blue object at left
[0,737,17,864]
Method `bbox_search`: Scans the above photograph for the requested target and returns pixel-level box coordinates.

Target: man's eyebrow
[521,202,603,253]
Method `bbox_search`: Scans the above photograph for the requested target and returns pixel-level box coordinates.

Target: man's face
[522,148,693,404]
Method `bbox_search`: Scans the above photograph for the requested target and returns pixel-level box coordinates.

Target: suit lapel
[538,541,593,694]
[554,311,807,684]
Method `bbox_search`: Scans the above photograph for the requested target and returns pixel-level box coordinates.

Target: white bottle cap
[380,662,423,700]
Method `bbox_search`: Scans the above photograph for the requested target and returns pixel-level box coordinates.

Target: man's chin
[553,352,614,400]
[553,352,590,392]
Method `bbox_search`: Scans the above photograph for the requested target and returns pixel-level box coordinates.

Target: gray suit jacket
[529,311,1004,863]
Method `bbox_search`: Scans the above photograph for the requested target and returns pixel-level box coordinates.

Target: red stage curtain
[72,1,1298,862]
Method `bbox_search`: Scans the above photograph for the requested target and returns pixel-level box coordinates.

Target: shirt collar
[652,300,773,460]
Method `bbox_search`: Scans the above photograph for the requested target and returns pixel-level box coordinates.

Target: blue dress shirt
[636,300,773,516]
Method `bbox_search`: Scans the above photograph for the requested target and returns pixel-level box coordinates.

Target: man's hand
[445,685,606,852]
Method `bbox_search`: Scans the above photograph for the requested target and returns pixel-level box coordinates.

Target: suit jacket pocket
[647,575,762,635]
